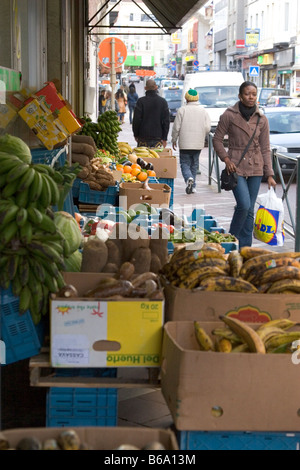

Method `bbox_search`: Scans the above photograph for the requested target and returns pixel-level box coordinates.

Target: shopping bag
[253,188,285,246]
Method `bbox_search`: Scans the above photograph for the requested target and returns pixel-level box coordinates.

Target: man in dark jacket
[132,79,170,148]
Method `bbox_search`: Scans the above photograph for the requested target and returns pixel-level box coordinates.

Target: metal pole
[295,157,300,251]
[111,38,116,111]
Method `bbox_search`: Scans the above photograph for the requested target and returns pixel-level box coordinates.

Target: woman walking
[115,88,127,123]
[127,84,139,125]
[213,81,276,248]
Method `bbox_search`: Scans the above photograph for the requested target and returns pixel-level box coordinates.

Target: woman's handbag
[220,115,261,191]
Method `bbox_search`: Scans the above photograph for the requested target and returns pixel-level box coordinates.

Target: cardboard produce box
[2,426,179,450]
[161,276,300,323]
[119,182,171,209]
[161,321,300,432]
[143,151,177,178]
[50,273,164,368]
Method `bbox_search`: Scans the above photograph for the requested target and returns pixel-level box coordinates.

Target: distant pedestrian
[106,90,119,113]
[115,89,127,124]
[127,84,139,125]
[172,89,211,194]
[98,89,107,114]
[133,79,170,148]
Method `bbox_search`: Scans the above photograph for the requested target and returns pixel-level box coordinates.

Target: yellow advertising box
[57,104,82,135]
[0,103,17,129]
[50,273,164,368]
[18,98,68,150]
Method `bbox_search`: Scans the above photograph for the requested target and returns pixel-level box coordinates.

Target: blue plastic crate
[0,286,44,365]
[178,431,300,451]
[72,178,81,198]
[46,387,118,427]
[158,177,174,207]
[78,181,119,205]
[31,147,66,167]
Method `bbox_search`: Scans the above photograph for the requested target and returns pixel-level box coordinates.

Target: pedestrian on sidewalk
[115,88,127,124]
[172,89,211,194]
[127,84,139,125]
[213,81,276,248]
[132,79,170,148]
[98,89,107,114]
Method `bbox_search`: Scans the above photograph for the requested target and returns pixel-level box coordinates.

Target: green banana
[18,256,30,287]
[11,272,23,297]
[28,257,46,283]
[33,163,56,176]
[0,204,19,227]
[19,220,33,244]
[37,212,57,234]
[0,156,22,175]
[42,173,60,206]
[1,179,20,198]
[38,173,52,208]
[18,166,36,191]
[19,284,32,315]
[0,173,7,188]
[43,270,59,293]
[16,207,28,227]
[27,206,44,225]
[14,187,30,208]
[7,254,20,281]
[27,170,43,202]
[6,162,30,183]
[0,220,19,245]
[27,240,63,264]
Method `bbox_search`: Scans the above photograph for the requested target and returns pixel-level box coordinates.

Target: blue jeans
[230,175,262,248]
[129,106,135,124]
[179,150,201,188]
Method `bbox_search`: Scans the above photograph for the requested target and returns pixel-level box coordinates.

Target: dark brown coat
[213,102,274,178]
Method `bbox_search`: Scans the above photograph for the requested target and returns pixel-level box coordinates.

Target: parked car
[265,95,295,107]
[160,86,183,122]
[128,73,140,83]
[257,87,289,107]
[263,107,300,175]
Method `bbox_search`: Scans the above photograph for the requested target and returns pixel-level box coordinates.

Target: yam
[122,225,150,262]
[108,223,127,262]
[81,238,108,272]
[150,253,162,273]
[102,263,119,273]
[119,261,135,280]
[72,142,96,159]
[149,226,169,266]
[130,247,151,274]
[77,167,90,179]
[106,239,122,267]
[86,181,102,191]
[72,134,97,153]
[72,153,90,166]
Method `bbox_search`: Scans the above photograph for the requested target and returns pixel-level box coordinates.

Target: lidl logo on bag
[254,206,285,246]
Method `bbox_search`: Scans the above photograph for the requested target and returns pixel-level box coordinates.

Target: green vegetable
[63,249,82,272]
[54,211,83,255]
[0,134,32,164]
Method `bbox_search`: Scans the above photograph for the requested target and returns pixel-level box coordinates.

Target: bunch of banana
[133,147,160,159]
[79,111,121,156]
[118,142,132,157]
[209,317,299,354]
[0,142,72,325]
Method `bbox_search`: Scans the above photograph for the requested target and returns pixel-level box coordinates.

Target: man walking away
[127,84,139,125]
[132,79,170,148]
[172,89,211,194]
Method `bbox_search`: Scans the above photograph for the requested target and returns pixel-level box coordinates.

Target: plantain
[231,343,250,353]
[220,315,266,354]
[239,246,273,260]
[256,326,286,344]
[260,266,300,284]
[217,338,232,353]
[240,252,300,280]
[201,276,258,293]
[179,266,227,289]
[212,327,242,344]
[246,258,300,285]
[265,331,300,351]
[228,250,243,278]
[177,258,228,279]
[267,279,300,294]
[194,322,215,351]
[256,319,296,331]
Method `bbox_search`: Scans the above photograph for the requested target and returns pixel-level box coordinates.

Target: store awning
[87,0,207,35]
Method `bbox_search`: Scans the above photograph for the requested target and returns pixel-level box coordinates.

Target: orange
[123,165,132,173]
[131,163,141,171]
[116,164,124,171]
[147,170,156,177]
[131,168,141,177]
[137,171,148,182]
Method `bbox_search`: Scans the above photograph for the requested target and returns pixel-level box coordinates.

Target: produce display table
[29,351,160,389]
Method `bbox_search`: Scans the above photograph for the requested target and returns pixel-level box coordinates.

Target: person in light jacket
[172,89,211,194]
[213,81,276,248]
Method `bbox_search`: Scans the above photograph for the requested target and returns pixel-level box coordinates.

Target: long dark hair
[115,90,124,99]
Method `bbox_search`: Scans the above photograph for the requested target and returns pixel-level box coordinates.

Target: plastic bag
[253,188,285,246]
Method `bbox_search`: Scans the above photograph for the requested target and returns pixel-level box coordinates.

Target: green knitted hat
[185,88,199,102]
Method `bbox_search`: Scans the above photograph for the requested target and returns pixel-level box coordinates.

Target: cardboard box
[143,152,177,178]
[161,276,300,323]
[161,321,300,431]
[18,98,68,150]
[50,273,164,368]
[2,426,179,450]
[0,103,17,129]
[119,182,171,209]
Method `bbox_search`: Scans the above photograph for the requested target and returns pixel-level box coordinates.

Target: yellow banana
[256,319,296,331]
[148,149,160,159]
[194,322,215,351]
[217,338,232,353]
[212,327,243,344]
[228,250,244,278]
[267,279,300,294]
[265,331,300,351]
[256,326,286,344]
[239,246,273,260]
[220,315,266,354]
[231,343,250,353]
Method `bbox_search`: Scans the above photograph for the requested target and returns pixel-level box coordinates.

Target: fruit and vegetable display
[76,157,116,192]
[0,134,83,324]
[0,428,167,450]
[78,111,121,156]
[161,245,300,292]
[118,142,161,159]
[194,317,300,354]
